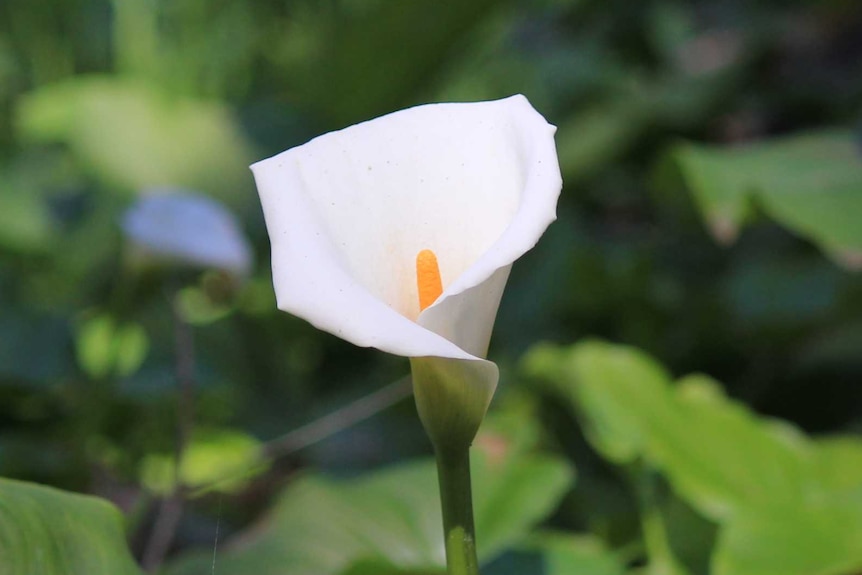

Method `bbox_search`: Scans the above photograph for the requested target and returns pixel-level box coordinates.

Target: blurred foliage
[0,0,861,573]
[661,130,862,269]
[0,477,142,574]
[139,428,267,495]
[165,408,573,575]
[526,340,862,575]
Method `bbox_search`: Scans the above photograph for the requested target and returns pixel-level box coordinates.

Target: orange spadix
[416,249,443,312]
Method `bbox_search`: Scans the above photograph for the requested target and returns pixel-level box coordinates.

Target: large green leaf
[712,495,862,575]
[0,477,142,575]
[17,77,255,205]
[525,340,862,575]
[664,130,862,270]
[527,341,816,520]
[165,414,574,575]
[813,436,862,495]
[650,374,813,521]
[523,340,675,466]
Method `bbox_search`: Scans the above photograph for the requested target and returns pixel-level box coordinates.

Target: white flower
[252,95,561,451]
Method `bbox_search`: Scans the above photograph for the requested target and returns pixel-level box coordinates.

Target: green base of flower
[410,356,495,456]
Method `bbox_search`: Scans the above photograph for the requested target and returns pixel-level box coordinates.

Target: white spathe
[252,95,561,449]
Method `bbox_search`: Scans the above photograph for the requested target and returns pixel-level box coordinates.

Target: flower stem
[435,448,480,575]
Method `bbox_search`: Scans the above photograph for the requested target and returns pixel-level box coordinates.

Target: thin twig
[211,494,223,575]
[142,295,196,571]
[189,375,413,497]
[262,375,412,459]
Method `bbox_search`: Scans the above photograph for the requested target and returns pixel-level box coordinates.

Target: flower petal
[419,101,562,355]
[418,265,511,358]
[254,164,475,361]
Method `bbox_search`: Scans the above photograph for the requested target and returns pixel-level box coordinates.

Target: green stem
[435,448,480,575]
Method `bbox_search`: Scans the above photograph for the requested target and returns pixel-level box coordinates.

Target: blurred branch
[262,375,412,459]
[141,294,196,572]
[190,375,413,498]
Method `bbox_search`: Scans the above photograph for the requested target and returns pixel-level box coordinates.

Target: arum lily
[252,94,561,574]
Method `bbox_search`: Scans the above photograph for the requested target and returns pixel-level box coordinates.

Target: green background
[1,1,861,574]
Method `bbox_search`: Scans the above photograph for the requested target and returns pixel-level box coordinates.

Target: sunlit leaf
[525,340,862,575]
[0,477,142,575]
[174,286,233,326]
[17,77,256,205]
[139,428,268,495]
[76,313,149,379]
[526,342,818,520]
[655,374,813,521]
[813,436,862,495]
[664,130,862,269]
[523,340,674,466]
[713,497,862,575]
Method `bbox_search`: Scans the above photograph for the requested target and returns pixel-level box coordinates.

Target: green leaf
[75,313,149,379]
[166,464,435,575]
[473,452,575,562]
[665,130,862,269]
[469,398,578,563]
[0,477,142,575]
[139,428,268,495]
[0,172,54,253]
[17,77,256,206]
[523,340,675,466]
[812,436,862,495]
[526,341,814,520]
[525,340,862,575]
[661,495,718,575]
[653,375,813,521]
[713,496,862,575]
[165,416,573,575]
